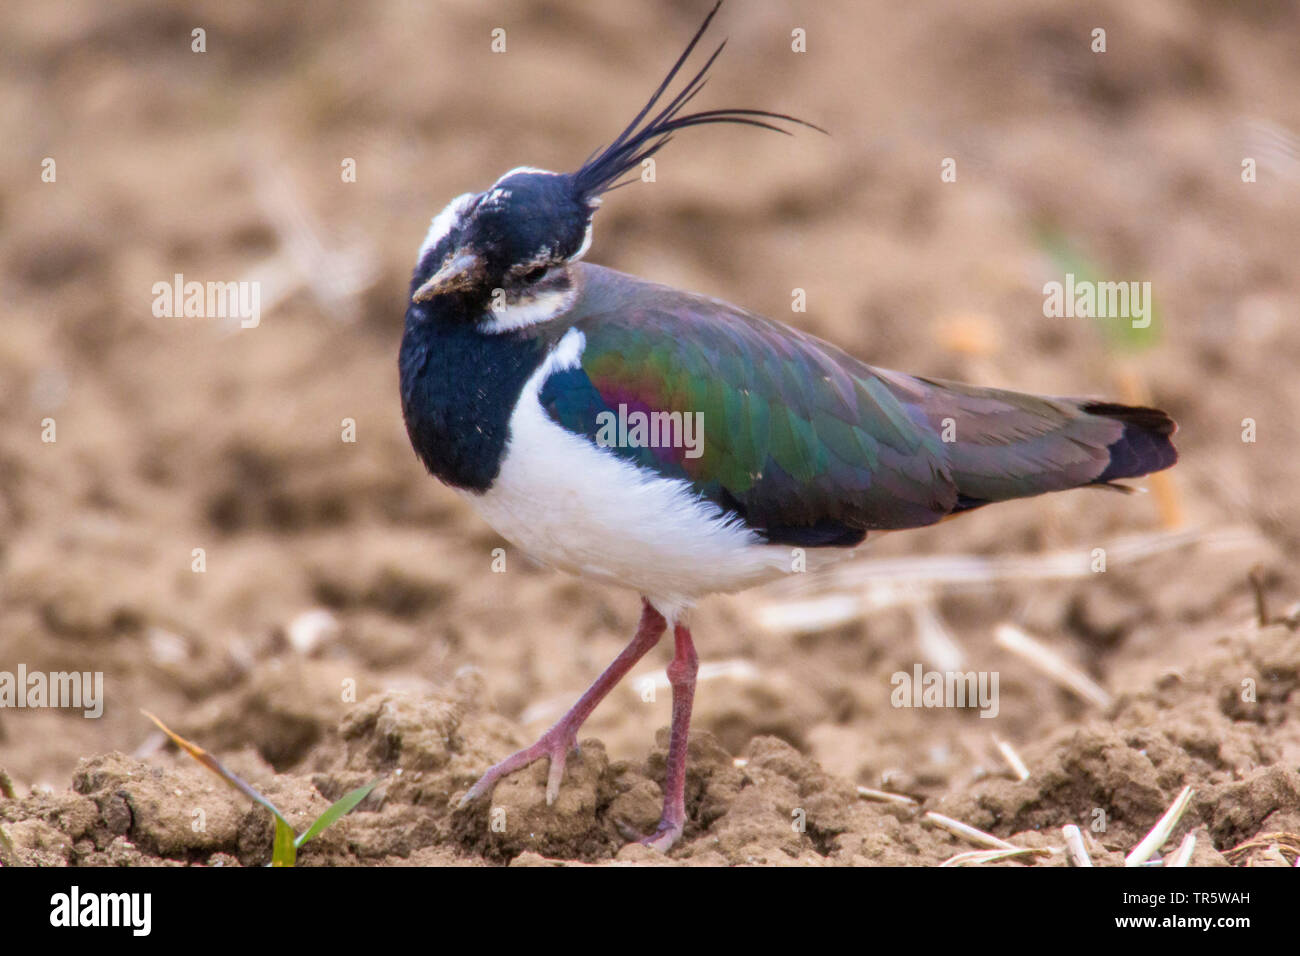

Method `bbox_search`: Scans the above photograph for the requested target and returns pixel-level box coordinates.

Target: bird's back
[540,262,1177,548]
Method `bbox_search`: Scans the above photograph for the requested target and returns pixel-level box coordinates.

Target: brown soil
[1,0,1298,866]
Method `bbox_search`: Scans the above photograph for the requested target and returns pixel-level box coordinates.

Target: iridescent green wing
[538,269,1175,545]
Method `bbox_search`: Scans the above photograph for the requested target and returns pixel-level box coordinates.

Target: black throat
[398,291,550,492]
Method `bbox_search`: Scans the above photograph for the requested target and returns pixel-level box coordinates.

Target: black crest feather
[570,0,825,200]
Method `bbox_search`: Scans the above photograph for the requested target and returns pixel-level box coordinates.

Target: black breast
[398,299,550,492]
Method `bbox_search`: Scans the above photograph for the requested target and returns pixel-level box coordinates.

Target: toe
[460,767,500,806]
[641,821,683,852]
[545,748,569,805]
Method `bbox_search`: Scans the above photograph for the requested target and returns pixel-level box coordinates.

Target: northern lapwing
[399,1,1178,851]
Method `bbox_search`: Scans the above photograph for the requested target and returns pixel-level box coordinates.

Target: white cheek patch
[419,192,477,262]
[478,284,577,334]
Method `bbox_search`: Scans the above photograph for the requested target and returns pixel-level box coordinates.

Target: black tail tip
[1083,401,1179,482]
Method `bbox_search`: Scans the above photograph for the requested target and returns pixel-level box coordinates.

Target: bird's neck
[398,296,549,492]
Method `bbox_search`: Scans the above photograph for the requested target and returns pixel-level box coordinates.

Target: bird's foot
[459,601,669,809]
[640,819,685,853]
[459,724,578,807]
[616,814,685,853]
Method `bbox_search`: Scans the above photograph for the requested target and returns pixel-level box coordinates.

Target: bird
[398,1,1178,852]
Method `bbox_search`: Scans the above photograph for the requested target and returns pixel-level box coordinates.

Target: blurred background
[1,0,1298,862]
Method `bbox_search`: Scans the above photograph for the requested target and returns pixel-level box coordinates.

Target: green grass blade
[141,709,291,830]
[0,823,16,866]
[272,817,298,867]
[294,777,384,850]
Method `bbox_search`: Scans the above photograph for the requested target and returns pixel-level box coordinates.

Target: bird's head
[411,168,596,312]
[410,0,822,325]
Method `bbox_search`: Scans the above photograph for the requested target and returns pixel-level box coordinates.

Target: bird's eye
[521,264,549,282]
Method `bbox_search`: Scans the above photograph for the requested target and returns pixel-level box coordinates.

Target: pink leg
[642,621,699,851]
[461,600,666,806]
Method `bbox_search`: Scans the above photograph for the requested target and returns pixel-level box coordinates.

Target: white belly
[457,329,798,620]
